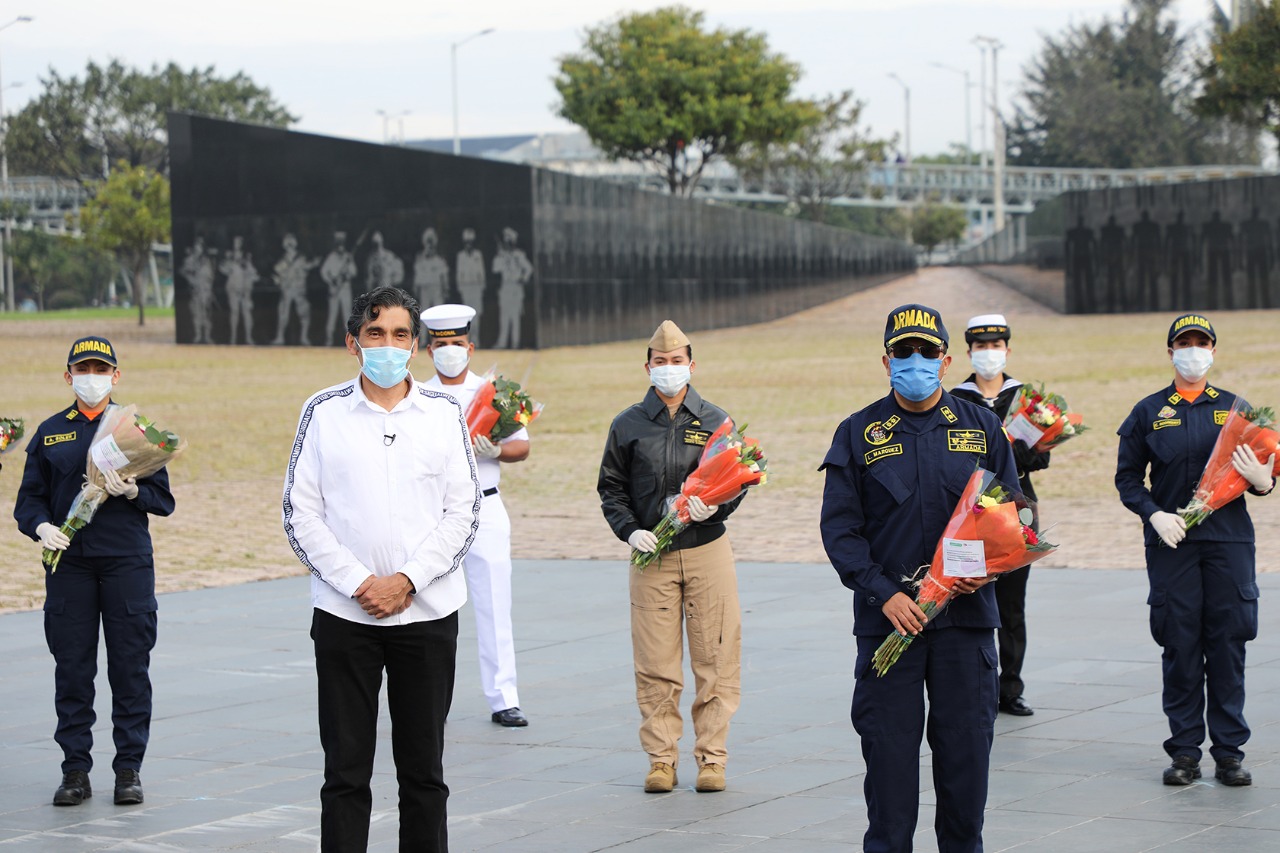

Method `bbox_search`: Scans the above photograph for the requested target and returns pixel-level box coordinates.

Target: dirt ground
[3,266,1278,614]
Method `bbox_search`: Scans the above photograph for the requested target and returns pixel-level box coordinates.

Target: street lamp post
[0,14,33,313]
[930,62,972,164]
[376,109,410,145]
[887,72,910,165]
[451,27,495,156]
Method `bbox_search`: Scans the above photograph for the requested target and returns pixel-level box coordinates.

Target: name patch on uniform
[683,429,711,447]
[865,444,903,465]
[947,429,987,453]
[1153,419,1182,430]
[864,421,893,446]
[44,431,76,446]
[939,405,958,424]
[1158,405,1177,419]
[1214,410,1229,425]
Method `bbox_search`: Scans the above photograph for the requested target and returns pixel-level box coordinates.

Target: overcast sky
[2,0,1222,158]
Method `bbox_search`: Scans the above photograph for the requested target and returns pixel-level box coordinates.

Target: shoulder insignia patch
[864,421,893,446]
[947,429,987,453]
[1205,387,1220,399]
[940,405,958,424]
[1168,392,1183,405]
[65,410,79,420]
[865,444,903,465]
[883,414,901,431]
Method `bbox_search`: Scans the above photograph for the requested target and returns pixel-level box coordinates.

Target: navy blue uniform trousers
[854,627,998,853]
[1146,540,1257,762]
[43,554,158,774]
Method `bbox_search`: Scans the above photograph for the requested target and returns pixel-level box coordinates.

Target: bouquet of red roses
[1003,383,1087,452]
[631,417,768,570]
[871,466,1056,676]
[0,417,24,454]
[43,404,186,572]
[464,368,544,442]
[1178,398,1280,530]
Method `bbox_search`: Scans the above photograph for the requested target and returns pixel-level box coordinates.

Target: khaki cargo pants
[629,535,741,768]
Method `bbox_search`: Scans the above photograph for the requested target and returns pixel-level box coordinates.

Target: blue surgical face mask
[358,343,413,388]
[889,353,943,402]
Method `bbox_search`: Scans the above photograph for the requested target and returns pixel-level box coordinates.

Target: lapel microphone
[383,434,396,446]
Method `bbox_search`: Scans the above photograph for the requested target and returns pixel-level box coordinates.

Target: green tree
[1007,0,1256,167]
[7,60,296,181]
[77,162,171,326]
[731,90,890,223]
[10,229,116,310]
[1195,1,1280,151]
[910,205,968,263]
[554,6,818,196]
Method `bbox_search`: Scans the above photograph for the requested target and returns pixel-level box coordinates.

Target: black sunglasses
[887,343,945,360]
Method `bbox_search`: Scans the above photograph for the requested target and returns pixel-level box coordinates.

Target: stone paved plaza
[1,561,1278,851]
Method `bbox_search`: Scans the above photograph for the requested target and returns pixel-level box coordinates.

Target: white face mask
[1171,347,1213,382]
[432,345,470,378]
[969,349,1007,381]
[649,364,691,397]
[71,373,114,407]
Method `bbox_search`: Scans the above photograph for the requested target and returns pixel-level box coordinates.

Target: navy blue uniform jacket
[1116,383,1259,547]
[14,403,175,557]
[820,390,1019,637]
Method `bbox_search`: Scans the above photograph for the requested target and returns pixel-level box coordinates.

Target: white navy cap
[964,313,1010,343]
[420,303,476,339]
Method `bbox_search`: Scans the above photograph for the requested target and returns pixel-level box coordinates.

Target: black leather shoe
[1214,757,1252,787]
[114,769,144,805]
[52,770,92,806]
[1163,755,1201,785]
[491,707,528,727]
[998,696,1034,716]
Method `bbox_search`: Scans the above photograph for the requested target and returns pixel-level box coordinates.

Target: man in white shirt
[283,286,480,853]
[421,303,531,728]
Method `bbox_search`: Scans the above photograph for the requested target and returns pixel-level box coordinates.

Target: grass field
[1,268,1278,613]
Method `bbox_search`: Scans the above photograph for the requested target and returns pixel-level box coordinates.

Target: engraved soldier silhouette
[180,236,215,344]
[364,230,405,290]
[1239,206,1273,309]
[1099,215,1127,313]
[221,235,258,345]
[1201,211,1235,310]
[492,227,533,349]
[1065,214,1098,312]
[271,233,321,346]
[1131,210,1163,310]
[1164,211,1196,309]
[320,231,357,345]
[413,227,450,335]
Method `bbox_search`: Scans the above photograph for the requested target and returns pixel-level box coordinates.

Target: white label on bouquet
[90,436,130,472]
[1005,412,1047,447]
[942,538,987,578]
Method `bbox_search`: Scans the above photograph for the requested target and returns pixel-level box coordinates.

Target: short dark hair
[347,287,421,340]
[646,345,693,362]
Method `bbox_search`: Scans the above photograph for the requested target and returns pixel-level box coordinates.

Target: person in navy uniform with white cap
[949,314,1050,717]
[1116,313,1273,787]
[421,302,531,727]
[14,336,175,807]
[820,304,1018,853]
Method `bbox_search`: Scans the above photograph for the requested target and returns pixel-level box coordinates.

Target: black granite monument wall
[1062,176,1279,314]
[170,114,915,348]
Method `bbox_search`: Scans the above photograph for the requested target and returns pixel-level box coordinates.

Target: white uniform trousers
[464,493,520,712]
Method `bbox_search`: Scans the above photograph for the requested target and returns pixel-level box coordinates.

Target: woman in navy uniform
[13,337,175,806]
[949,314,1050,717]
[1115,314,1272,787]
[820,305,1019,853]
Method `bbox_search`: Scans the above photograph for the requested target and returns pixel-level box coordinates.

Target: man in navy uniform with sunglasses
[820,304,1018,853]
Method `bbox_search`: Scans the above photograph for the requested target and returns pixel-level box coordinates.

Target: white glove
[686,495,717,522]
[102,469,139,500]
[1231,444,1275,492]
[1149,511,1187,549]
[473,435,502,459]
[36,522,70,552]
[628,529,659,553]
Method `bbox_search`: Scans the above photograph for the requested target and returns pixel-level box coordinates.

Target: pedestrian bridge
[0,176,87,230]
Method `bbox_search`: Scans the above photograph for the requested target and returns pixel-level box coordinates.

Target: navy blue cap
[1167,313,1215,347]
[885,304,948,349]
[67,336,117,367]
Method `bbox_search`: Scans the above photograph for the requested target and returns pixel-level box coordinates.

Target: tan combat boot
[695,763,726,792]
[644,762,677,793]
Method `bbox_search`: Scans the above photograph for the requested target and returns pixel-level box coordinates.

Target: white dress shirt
[283,373,481,625]
[424,370,529,492]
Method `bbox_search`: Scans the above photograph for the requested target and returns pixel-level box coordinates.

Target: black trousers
[312,608,458,853]
[995,564,1030,701]
[43,554,157,774]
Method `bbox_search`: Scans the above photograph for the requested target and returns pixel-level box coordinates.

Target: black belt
[482,487,499,498]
